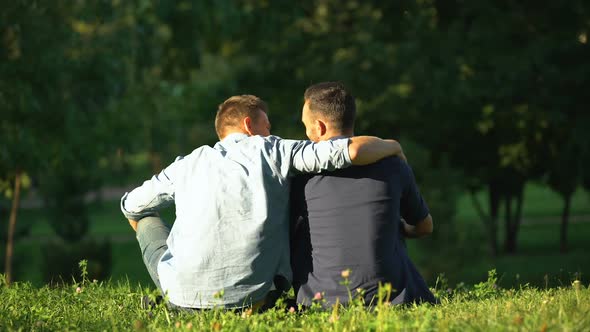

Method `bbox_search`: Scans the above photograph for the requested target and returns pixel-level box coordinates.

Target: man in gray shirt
[121,94,405,310]
[291,82,436,307]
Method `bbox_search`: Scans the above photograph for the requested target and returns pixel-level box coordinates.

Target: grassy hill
[0,271,587,331]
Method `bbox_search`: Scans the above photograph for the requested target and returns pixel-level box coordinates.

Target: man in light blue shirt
[121,94,404,310]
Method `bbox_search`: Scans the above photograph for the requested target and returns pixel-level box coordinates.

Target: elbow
[424,222,433,236]
[418,214,433,237]
[424,215,434,235]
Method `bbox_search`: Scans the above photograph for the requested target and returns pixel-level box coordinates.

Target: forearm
[121,190,165,221]
[287,138,352,174]
[348,137,405,166]
[401,215,433,238]
[402,223,423,238]
[120,174,175,220]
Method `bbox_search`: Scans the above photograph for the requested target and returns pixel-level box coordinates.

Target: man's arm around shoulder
[283,135,405,175]
[348,136,406,165]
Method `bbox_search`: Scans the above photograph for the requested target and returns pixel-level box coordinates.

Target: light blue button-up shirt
[121,133,351,308]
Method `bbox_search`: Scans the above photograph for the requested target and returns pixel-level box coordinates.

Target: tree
[360,0,590,255]
[546,110,590,252]
[1,0,134,281]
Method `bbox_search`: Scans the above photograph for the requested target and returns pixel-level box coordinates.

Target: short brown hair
[304,82,355,132]
[215,95,268,139]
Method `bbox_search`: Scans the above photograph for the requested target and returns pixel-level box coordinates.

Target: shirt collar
[329,135,350,141]
[220,133,249,143]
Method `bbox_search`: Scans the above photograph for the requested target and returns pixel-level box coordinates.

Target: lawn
[455,184,590,221]
[0,272,588,331]
[6,183,590,289]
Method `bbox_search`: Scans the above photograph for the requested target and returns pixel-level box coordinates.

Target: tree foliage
[1,0,589,270]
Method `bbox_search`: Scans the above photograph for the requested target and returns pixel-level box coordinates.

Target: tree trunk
[504,186,524,254]
[470,188,490,224]
[4,171,22,285]
[504,194,515,254]
[501,180,525,255]
[560,194,572,253]
[488,183,500,256]
[512,189,524,251]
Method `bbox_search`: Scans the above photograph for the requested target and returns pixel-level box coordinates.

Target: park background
[1,1,589,290]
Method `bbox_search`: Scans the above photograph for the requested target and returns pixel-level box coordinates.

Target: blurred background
[1,0,589,289]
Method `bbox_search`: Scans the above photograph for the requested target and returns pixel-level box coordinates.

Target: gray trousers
[135,215,288,310]
[136,216,170,292]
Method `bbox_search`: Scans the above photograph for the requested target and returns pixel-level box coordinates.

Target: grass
[0,271,588,331]
[3,183,589,330]
[7,183,590,289]
[412,183,590,288]
[455,183,590,222]
[405,220,590,288]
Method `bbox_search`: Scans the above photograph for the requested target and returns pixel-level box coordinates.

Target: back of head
[303,82,356,132]
[215,95,268,139]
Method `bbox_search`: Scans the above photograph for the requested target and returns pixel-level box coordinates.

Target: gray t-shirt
[290,156,436,306]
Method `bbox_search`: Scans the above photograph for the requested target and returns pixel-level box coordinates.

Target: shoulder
[241,135,305,147]
[266,135,309,148]
[397,159,416,178]
[376,156,404,169]
[186,145,215,158]
[166,145,220,168]
[249,135,285,143]
[353,156,404,176]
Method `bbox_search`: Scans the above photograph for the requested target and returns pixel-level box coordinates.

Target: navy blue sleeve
[400,162,430,226]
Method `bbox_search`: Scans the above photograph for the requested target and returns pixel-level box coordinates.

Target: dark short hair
[215,95,268,139]
[303,82,355,131]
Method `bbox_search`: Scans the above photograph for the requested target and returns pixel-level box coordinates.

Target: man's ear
[243,116,254,136]
[316,119,327,137]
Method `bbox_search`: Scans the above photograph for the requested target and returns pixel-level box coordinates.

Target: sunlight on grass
[0,273,588,331]
[456,183,590,223]
[11,183,590,289]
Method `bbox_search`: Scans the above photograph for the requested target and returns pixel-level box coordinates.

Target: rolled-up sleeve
[282,138,352,175]
[120,156,182,220]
